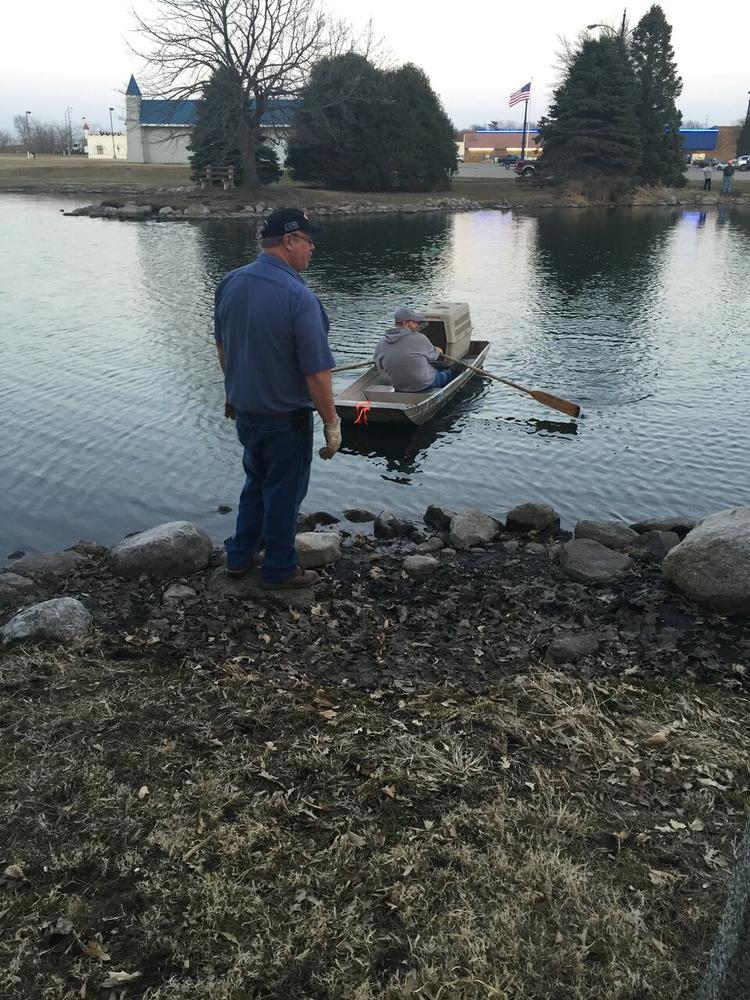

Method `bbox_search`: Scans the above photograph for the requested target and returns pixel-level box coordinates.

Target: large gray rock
[662,507,750,616]
[1,597,92,644]
[449,511,498,550]
[117,202,152,220]
[10,550,88,579]
[696,820,750,1000]
[403,555,439,579]
[68,538,107,558]
[162,583,198,605]
[374,510,406,539]
[630,515,696,539]
[506,502,560,533]
[631,530,680,561]
[0,573,34,595]
[559,538,632,584]
[424,505,457,531]
[416,537,444,555]
[109,521,212,579]
[296,532,342,569]
[343,508,376,523]
[574,520,639,551]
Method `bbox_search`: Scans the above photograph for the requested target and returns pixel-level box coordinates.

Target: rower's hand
[435,347,444,355]
[319,420,342,459]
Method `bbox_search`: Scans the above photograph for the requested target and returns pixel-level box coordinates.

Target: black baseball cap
[260,208,323,238]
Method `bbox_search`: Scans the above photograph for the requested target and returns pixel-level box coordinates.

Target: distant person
[703,164,712,191]
[722,162,735,195]
[373,308,457,392]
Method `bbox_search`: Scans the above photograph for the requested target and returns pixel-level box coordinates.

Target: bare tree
[0,129,11,152]
[131,0,332,187]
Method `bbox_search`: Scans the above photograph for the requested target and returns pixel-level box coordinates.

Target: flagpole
[521,98,528,160]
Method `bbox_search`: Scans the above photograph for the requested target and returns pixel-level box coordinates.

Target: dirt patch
[1,528,749,997]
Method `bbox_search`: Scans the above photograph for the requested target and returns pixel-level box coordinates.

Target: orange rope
[354,402,371,426]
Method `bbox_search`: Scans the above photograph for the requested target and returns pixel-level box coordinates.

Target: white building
[124,75,293,165]
[85,132,127,159]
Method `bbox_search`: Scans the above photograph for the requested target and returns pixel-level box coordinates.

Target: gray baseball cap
[395,307,426,324]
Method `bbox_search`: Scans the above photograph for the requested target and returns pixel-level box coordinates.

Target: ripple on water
[1,196,750,551]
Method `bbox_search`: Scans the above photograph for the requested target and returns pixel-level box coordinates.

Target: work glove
[319,420,342,459]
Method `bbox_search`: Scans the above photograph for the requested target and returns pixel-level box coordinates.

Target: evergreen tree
[630,5,685,186]
[737,106,750,156]
[537,36,642,184]
[287,53,456,191]
[286,53,388,191]
[384,64,457,191]
[188,68,281,187]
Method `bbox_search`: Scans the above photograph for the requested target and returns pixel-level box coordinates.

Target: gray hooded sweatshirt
[373,326,440,392]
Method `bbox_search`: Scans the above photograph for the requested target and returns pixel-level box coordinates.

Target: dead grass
[1,641,748,999]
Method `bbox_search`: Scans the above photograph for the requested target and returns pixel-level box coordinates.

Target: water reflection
[339,378,488,476]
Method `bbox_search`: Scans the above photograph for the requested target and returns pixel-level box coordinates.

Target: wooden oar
[332,360,373,374]
[444,354,581,418]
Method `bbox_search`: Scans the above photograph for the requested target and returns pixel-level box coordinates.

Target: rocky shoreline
[2,502,748,689]
[58,187,750,223]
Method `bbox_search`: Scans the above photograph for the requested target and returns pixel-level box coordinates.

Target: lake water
[2,193,749,555]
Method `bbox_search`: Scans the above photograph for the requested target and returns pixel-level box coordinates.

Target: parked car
[498,154,521,168]
[735,154,750,171]
[514,159,538,177]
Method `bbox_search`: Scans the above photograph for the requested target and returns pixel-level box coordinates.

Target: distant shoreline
[1,154,748,214]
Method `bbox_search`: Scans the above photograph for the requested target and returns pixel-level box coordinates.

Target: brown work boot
[261,567,319,590]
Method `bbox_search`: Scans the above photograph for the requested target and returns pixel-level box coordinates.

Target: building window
[96,145,104,155]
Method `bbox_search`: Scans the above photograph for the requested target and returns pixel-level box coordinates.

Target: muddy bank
[2,505,748,691]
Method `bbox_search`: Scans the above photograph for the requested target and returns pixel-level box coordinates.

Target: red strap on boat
[354,402,371,425]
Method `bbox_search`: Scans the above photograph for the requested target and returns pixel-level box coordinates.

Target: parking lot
[457,161,750,183]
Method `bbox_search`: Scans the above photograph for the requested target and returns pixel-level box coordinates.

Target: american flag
[509,82,531,107]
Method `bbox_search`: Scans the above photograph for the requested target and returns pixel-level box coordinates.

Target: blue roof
[139,97,296,127]
[126,75,142,97]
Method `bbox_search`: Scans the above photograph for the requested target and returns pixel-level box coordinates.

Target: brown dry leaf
[314,694,335,708]
[648,868,681,886]
[645,730,669,746]
[689,818,705,832]
[101,970,142,988]
[381,785,397,799]
[138,786,149,800]
[348,831,366,848]
[220,931,239,945]
[80,938,111,962]
[3,864,24,880]
[319,709,337,721]
[368,566,385,580]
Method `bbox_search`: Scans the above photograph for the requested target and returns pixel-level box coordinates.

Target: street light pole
[109,107,116,159]
[25,111,32,157]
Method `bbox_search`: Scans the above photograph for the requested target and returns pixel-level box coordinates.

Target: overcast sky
[2,0,748,134]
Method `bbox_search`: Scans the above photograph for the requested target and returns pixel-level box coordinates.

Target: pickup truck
[514,159,538,177]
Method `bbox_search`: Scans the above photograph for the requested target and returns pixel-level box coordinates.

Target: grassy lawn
[1,639,747,999]
[0,154,192,189]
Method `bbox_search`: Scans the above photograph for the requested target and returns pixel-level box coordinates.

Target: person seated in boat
[373,307,458,392]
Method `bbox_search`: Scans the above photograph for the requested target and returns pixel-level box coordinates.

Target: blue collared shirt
[214,253,335,414]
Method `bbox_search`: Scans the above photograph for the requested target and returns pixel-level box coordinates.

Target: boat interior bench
[364,387,431,403]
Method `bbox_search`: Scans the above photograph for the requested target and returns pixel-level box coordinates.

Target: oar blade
[529,390,581,418]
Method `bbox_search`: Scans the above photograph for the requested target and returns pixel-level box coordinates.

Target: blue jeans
[722,176,733,194]
[225,409,313,582]
[431,367,458,389]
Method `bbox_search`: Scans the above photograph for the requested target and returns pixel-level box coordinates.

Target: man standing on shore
[215,208,341,590]
[703,164,712,191]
